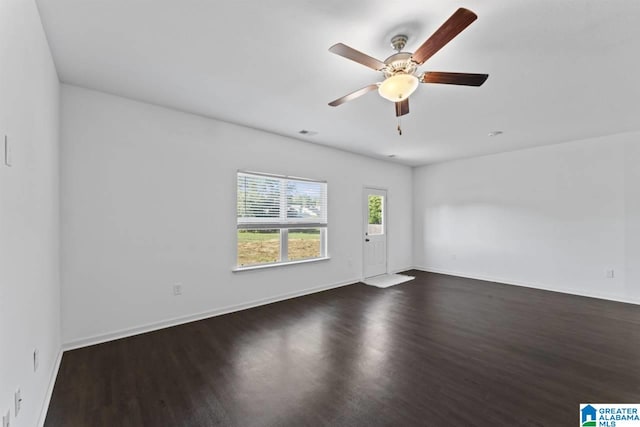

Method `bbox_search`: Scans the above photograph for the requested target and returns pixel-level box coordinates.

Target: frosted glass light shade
[378,74,419,102]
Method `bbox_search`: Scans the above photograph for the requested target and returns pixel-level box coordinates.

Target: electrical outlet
[34,348,39,372]
[173,283,182,296]
[2,409,9,427]
[606,269,615,279]
[14,389,21,417]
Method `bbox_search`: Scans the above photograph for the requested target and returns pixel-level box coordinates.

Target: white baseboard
[37,348,63,427]
[63,277,361,351]
[415,266,640,306]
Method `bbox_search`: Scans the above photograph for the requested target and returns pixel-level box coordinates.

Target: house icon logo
[581,404,597,426]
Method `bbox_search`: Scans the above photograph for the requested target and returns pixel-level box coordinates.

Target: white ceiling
[36,0,640,166]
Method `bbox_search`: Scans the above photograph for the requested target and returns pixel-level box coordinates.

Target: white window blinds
[237,171,328,228]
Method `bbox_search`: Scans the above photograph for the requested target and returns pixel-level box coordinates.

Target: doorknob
[365,238,370,242]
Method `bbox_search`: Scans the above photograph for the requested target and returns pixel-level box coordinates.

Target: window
[367,194,384,236]
[237,171,327,268]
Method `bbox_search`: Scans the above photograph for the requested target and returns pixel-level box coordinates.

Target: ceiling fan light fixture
[378,74,419,102]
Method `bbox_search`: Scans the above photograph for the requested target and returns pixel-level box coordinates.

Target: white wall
[0,1,61,426]
[60,85,413,346]
[413,132,640,304]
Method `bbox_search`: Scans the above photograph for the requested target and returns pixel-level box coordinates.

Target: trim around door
[363,186,388,279]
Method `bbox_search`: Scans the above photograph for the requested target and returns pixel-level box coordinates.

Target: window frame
[234,171,329,271]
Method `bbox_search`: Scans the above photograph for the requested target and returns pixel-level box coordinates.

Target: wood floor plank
[45,271,640,426]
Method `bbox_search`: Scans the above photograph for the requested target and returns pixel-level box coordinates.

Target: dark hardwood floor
[45,271,640,426]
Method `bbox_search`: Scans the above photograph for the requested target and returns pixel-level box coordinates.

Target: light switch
[4,135,12,167]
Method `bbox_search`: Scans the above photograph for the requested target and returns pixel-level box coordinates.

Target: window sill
[233,256,331,272]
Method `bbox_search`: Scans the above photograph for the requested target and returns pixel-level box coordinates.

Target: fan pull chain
[397,118,402,136]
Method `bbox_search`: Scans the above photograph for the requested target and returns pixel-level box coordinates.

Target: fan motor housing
[383,52,417,78]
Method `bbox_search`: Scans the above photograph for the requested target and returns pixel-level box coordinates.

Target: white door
[363,188,387,278]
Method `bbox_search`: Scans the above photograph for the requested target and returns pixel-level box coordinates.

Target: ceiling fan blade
[329,43,386,71]
[329,84,379,107]
[395,99,409,117]
[421,72,488,86]
[411,8,478,65]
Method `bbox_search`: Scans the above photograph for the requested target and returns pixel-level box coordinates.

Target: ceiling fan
[328,8,488,133]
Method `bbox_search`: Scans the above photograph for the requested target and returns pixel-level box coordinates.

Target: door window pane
[288,228,322,261]
[368,195,384,235]
[237,229,280,266]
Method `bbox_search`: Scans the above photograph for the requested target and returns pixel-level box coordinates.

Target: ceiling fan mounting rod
[390,34,408,52]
